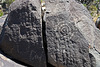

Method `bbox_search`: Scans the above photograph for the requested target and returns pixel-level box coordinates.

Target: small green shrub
[90,12,94,16]
[83,4,87,7]
[4,0,15,7]
[0,10,3,17]
[41,0,43,2]
[89,5,97,11]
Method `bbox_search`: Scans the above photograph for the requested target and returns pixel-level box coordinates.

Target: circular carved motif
[57,23,71,36]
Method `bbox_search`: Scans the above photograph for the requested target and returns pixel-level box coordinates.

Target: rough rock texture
[58,0,100,66]
[0,0,46,67]
[0,0,97,67]
[0,15,26,67]
[45,0,95,67]
[89,49,100,67]
[70,0,95,48]
[89,53,96,67]
[69,0,100,53]
[0,15,7,34]
[0,15,7,27]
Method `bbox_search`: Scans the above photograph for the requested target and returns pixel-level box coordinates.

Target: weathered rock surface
[0,15,7,27]
[89,49,100,67]
[0,0,46,67]
[45,0,95,67]
[70,0,100,53]
[62,0,100,66]
[0,0,97,67]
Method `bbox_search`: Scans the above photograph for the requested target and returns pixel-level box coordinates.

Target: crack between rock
[42,11,55,67]
[41,1,56,67]
[42,14,48,67]
[41,1,48,66]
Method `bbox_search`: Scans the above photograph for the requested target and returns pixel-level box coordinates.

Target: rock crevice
[0,0,97,67]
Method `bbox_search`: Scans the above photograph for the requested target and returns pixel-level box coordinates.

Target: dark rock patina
[0,0,46,67]
[45,0,95,67]
[68,0,100,66]
[0,0,97,67]
[70,0,100,53]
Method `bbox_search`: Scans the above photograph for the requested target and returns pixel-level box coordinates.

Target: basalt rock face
[71,0,100,52]
[45,0,95,67]
[0,0,96,67]
[68,1,100,66]
[0,0,46,67]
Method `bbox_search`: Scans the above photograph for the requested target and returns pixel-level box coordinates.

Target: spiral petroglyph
[46,12,91,66]
[57,22,72,36]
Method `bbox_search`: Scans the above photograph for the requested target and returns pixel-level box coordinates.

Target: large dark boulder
[0,0,46,67]
[70,0,100,53]
[64,0,100,66]
[0,0,96,67]
[45,0,95,67]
